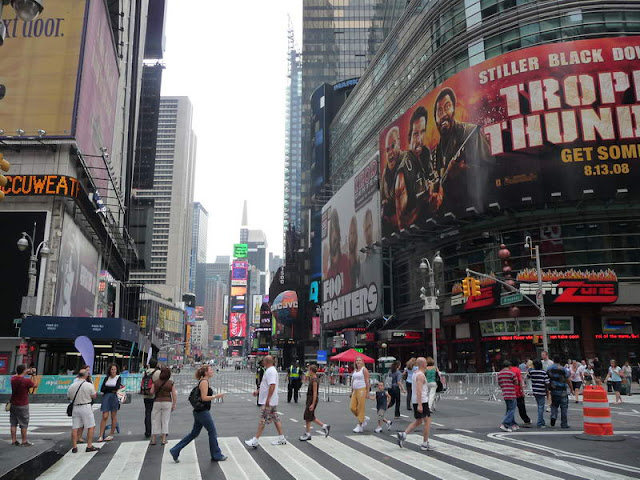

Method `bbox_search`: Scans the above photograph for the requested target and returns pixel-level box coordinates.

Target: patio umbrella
[330,349,375,363]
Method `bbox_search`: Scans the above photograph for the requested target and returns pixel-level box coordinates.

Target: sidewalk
[0,436,68,480]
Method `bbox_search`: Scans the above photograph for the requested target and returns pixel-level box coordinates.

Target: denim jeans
[502,399,516,427]
[170,410,224,460]
[534,395,546,426]
[551,394,569,427]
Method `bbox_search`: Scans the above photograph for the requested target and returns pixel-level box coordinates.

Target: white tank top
[352,367,366,390]
[411,371,429,404]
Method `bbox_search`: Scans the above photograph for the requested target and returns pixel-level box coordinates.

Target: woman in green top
[425,357,439,411]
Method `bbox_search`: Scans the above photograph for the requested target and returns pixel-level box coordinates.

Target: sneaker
[397,432,407,448]
[561,425,570,429]
[12,441,20,446]
[353,425,363,433]
[511,425,520,431]
[362,416,370,429]
[299,433,312,441]
[386,420,393,431]
[545,406,551,413]
[21,441,34,447]
[271,436,287,446]
[72,447,78,453]
[375,427,383,433]
[499,425,512,432]
[537,425,546,428]
[550,418,556,426]
[169,448,180,462]
[244,437,259,449]
[321,425,331,437]
[212,456,227,462]
[420,442,434,451]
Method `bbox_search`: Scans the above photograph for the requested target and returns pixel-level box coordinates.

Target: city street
[2,377,638,479]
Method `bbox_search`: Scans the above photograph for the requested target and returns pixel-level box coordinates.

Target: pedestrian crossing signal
[470,278,481,297]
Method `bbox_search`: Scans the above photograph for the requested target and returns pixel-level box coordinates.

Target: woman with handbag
[149,367,177,445]
[169,365,226,463]
[425,357,439,412]
[98,364,122,442]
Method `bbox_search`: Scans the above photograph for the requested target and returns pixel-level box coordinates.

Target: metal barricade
[442,373,500,400]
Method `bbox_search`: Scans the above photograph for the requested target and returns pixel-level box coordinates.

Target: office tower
[190,202,209,294]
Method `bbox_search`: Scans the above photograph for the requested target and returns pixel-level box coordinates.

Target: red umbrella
[330,349,375,363]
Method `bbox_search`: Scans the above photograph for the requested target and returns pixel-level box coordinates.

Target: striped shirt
[528,369,549,396]
[497,369,518,400]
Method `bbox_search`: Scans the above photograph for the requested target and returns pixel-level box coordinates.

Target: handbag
[67,382,84,417]
[4,402,10,412]
[435,371,444,393]
[188,380,208,412]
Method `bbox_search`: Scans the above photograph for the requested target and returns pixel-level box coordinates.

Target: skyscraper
[131,97,197,302]
[190,202,209,294]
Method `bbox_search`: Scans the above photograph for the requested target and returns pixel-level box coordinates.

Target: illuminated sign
[517,269,618,304]
[482,334,581,342]
[309,281,319,303]
[391,331,423,340]
[2,175,81,198]
[231,261,249,286]
[234,243,248,258]
[595,333,639,340]
[451,279,499,312]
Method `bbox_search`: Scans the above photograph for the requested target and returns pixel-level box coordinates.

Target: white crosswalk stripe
[0,404,100,429]
[34,432,640,480]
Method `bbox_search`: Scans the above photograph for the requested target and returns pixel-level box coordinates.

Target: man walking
[141,358,161,438]
[287,360,302,403]
[510,359,531,427]
[9,365,36,447]
[497,360,518,432]
[67,368,98,453]
[397,357,432,451]
[245,355,287,447]
[256,359,265,406]
[548,358,574,428]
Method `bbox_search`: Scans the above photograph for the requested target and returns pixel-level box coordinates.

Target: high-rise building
[131,97,197,303]
[248,229,268,294]
[199,258,231,346]
[190,202,209,294]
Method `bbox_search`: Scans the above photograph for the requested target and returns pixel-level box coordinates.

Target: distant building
[190,202,209,293]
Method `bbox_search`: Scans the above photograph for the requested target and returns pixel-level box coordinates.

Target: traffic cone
[575,385,623,442]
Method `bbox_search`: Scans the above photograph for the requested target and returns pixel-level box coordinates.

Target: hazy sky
[161,1,303,261]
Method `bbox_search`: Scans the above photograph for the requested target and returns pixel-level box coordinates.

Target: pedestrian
[170,364,226,462]
[371,381,392,433]
[67,368,98,453]
[349,356,371,433]
[404,358,416,411]
[583,363,595,387]
[256,359,265,406]
[149,367,177,446]
[141,358,161,439]
[287,360,302,403]
[622,361,633,396]
[299,364,330,441]
[497,360,518,432]
[527,360,549,428]
[387,361,404,419]
[547,358,573,428]
[604,360,624,404]
[245,355,287,448]
[593,356,602,378]
[510,359,531,427]
[425,357,438,412]
[397,357,433,451]
[541,351,554,371]
[9,364,36,447]
[569,360,584,403]
[98,364,122,442]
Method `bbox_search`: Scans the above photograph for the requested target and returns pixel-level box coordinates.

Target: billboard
[321,154,382,326]
[55,213,99,317]
[234,243,248,258]
[252,294,263,324]
[231,261,249,286]
[229,312,246,338]
[379,37,640,238]
[222,295,229,324]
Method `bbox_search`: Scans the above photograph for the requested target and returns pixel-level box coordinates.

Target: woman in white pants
[150,367,177,445]
[425,357,439,411]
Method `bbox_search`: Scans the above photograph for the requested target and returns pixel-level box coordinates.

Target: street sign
[317,350,327,364]
[500,293,523,305]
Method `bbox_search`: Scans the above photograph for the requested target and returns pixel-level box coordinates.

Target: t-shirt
[570,365,584,382]
[497,369,517,400]
[542,359,554,371]
[376,390,387,410]
[390,370,402,387]
[608,366,622,382]
[259,366,279,406]
[509,367,524,397]
[528,369,549,396]
[10,376,36,406]
[154,379,173,402]
[306,377,319,405]
[547,365,570,396]
[406,366,418,384]
[68,379,96,405]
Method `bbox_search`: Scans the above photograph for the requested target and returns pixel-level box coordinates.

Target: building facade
[190,202,209,294]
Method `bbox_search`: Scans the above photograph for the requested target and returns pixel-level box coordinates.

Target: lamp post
[419,252,443,368]
[524,236,549,353]
[17,223,49,315]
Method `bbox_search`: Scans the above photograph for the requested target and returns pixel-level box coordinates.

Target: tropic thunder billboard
[380,36,640,238]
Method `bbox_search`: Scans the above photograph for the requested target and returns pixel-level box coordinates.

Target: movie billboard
[229,312,246,338]
[321,154,382,327]
[379,37,640,237]
[55,213,99,317]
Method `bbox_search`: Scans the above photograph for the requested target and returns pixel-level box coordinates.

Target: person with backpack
[141,358,161,438]
[149,367,177,445]
[169,365,226,463]
[548,358,574,428]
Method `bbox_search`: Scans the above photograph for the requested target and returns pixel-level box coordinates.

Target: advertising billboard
[229,312,246,338]
[321,154,382,327]
[55,213,99,317]
[222,295,229,324]
[234,243,248,258]
[379,37,640,238]
[252,294,263,324]
[231,261,249,286]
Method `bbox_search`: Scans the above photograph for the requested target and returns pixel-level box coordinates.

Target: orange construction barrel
[575,385,623,442]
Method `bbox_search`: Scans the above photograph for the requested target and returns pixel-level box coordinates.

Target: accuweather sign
[380,36,640,238]
[234,243,248,258]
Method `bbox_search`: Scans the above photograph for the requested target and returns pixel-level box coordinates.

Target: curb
[0,438,70,480]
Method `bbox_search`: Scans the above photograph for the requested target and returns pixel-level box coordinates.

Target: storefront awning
[22,316,139,343]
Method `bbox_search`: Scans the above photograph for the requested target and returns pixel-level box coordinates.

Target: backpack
[188,380,207,411]
[140,368,158,395]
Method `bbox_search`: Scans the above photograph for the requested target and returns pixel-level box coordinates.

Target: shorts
[259,406,281,425]
[72,404,96,429]
[377,409,387,421]
[571,381,582,390]
[412,402,430,419]
[10,405,29,429]
[303,402,317,422]
[611,381,622,393]
[101,392,119,412]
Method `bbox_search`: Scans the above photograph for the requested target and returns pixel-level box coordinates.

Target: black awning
[22,316,139,343]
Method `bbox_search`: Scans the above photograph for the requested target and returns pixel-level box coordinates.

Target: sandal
[161,440,168,445]
[149,442,157,446]
[105,436,114,441]
[85,446,98,452]
[97,437,104,443]
[77,439,85,444]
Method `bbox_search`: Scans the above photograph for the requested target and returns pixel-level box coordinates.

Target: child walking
[371,381,393,433]
[299,365,330,441]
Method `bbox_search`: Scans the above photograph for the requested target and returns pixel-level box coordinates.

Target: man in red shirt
[10,364,37,446]
[510,360,532,427]
[497,361,518,432]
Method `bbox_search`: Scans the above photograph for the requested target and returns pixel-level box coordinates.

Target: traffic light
[0,153,9,201]
[462,277,471,297]
[532,335,543,345]
[471,277,481,297]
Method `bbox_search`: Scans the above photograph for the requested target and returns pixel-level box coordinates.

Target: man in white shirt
[67,368,98,453]
[245,355,287,448]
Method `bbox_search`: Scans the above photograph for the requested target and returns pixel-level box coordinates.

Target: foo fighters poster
[380,36,640,238]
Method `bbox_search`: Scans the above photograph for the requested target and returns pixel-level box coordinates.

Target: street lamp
[17,223,49,314]
[419,252,443,368]
[524,236,549,353]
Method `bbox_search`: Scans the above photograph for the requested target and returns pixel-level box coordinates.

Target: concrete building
[191,319,209,351]
[190,202,209,294]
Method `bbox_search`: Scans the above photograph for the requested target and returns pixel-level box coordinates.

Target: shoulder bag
[67,382,85,417]
[435,370,444,392]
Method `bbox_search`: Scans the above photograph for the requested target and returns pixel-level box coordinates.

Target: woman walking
[98,364,122,442]
[149,367,177,445]
[404,358,416,411]
[299,364,330,441]
[425,357,438,412]
[169,365,226,463]
[622,361,633,396]
[349,356,370,433]
[605,360,624,404]
[387,361,404,419]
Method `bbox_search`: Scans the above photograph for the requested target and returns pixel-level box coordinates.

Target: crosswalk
[0,404,100,430]
[32,430,640,480]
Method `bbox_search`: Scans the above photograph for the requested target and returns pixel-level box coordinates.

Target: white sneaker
[353,424,363,433]
[499,425,512,432]
[374,427,382,433]
[362,416,370,429]
[321,425,331,437]
[397,432,407,448]
[386,420,393,431]
[299,433,311,441]
[271,436,287,446]
[244,437,259,448]
[420,442,434,451]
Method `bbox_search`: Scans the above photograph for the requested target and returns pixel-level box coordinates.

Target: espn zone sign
[517,269,618,304]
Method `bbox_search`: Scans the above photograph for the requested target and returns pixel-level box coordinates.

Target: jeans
[551,395,569,427]
[502,399,516,427]
[406,383,412,410]
[534,395,546,426]
[516,396,531,424]
[170,410,224,461]
[144,398,154,437]
[387,385,401,417]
